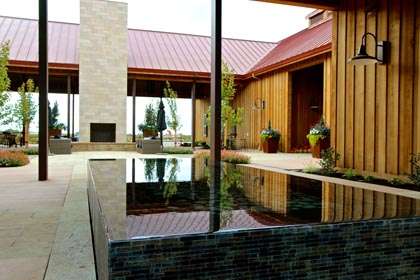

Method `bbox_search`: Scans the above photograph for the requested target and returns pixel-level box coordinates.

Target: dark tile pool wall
[106,217,420,280]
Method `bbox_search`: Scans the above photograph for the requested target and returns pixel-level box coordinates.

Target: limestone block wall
[79,0,127,142]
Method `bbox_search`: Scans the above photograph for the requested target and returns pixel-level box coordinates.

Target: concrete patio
[0,150,321,280]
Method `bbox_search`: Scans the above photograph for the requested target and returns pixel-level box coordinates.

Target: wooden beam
[253,0,339,10]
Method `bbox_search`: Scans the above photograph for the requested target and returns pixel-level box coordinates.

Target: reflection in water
[163,158,180,204]
[89,158,420,240]
[218,163,244,227]
[144,158,156,182]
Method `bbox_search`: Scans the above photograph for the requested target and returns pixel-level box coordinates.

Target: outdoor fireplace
[90,123,116,142]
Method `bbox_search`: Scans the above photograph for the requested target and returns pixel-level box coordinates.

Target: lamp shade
[348,44,378,65]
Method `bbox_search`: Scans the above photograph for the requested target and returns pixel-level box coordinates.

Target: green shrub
[409,153,420,187]
[388,177,402,186]
[363,174,376,183]
[195,150,250,164]
[8,147,38,155]
[302,166,320,174]
[343,168,357,180]
[319,147,340,176]
[163,147,194,154]
[0,151,30,167]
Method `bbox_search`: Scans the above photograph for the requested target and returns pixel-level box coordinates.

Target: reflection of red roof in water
[127,210,293,239]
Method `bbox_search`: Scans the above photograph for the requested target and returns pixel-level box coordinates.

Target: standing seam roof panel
[0,16,332,77]
[164,33,183,70]
[181,35,203,72]
[176,34,200,72]
[249,19,332,73]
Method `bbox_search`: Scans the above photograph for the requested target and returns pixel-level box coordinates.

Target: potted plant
[138,102,158,138]
[307,117,330,158]
[260,121,281,153]
[48,101,66,138]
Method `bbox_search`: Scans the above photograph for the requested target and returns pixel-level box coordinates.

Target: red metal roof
[128,29,276,76]
[0,15,331,78]
[0,16,79,68]
[126,210,284,238]
[248,19,332,75]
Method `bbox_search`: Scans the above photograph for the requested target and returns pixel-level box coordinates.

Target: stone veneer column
[79,0,127,142]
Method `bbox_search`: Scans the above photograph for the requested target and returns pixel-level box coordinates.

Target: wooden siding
[233,54,332,152]
[194,53,332,152]
[332,0,420,175]
[194,97,211,144]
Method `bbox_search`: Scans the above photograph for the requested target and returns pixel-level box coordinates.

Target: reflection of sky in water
[126,158,192,183]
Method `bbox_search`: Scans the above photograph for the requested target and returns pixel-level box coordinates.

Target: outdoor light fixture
[348,32,389,66]
[252,97,265,110]
[252,175,264,186]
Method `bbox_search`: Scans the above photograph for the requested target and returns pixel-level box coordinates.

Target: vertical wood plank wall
[194,54,332,153]
[235,55,331,153]
[333,0,420,175]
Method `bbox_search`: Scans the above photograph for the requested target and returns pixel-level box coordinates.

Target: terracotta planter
[142,129,157,138]
[48,128,62,138]
[311,137,330,158]
[262,137,279,153]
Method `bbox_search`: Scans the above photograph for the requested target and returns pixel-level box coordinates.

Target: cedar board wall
[332,0,420,175]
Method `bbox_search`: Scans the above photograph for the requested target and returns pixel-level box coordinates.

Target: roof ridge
[128,27,277,44]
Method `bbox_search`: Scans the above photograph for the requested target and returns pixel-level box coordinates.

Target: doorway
[291,63,324,149]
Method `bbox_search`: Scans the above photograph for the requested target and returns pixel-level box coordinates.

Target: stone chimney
[79,0,128,142]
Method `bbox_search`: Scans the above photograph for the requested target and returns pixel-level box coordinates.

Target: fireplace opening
[90,123,116,142]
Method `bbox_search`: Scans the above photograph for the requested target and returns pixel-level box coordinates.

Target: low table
[50,138,72,154]
[137,139,161,154]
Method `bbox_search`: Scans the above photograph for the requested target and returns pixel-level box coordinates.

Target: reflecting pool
[89,158,420,241]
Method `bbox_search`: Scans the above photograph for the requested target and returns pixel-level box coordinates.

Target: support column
[72,93,75,140]
[191,80,196,149]
[38,0,48,181]
[67,75,71,138]
[209,0,222,232]
[132,79,136,142]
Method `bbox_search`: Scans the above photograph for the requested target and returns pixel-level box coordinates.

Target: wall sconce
[252,97,265,110]
[252,175,264,186]
[347,32,389,66]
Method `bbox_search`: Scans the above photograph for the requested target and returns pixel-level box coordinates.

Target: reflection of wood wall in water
[322,182,420,223]
[193,157,208,181]
[241,166,289,215]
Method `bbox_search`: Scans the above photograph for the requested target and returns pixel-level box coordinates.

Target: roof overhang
[253,0,339,10]
[245,42,332,78]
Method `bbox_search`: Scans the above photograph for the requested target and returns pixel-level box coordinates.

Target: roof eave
[252,0,338,10]
[245,43,332,78]
[7,60,79,74]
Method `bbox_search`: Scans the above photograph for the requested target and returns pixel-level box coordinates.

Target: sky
[0,0,314,135]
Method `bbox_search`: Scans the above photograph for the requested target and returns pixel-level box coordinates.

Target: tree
[164,81,182,147]
[138,101,158,137]
[0,41,11,123]
[48,100,67,130]
[208,61,244,148]
[144,102,157,127]
[50,101,59,127]
[9,79,37,148]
